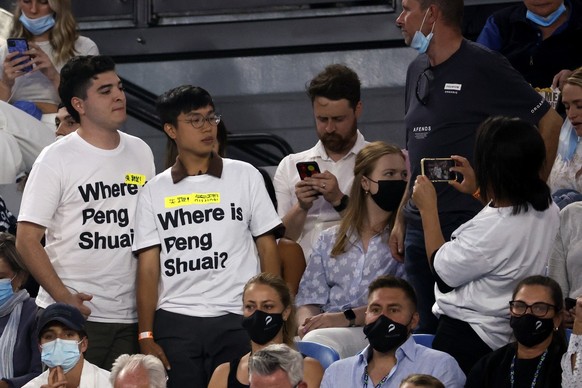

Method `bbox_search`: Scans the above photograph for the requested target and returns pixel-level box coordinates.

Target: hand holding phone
[296,161,321,180]
[6,38,33,73]
[421,158,457,182]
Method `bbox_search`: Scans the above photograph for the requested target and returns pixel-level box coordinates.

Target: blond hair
[11,0,79,65]
[331,141,405,256]
[565,67,582,89]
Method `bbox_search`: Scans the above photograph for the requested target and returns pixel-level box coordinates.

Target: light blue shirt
[296,225,405,312]
[321,337,466,388]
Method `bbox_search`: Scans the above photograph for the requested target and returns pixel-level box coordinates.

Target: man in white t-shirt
[16,55,155,370]
[133,85,283,387]
[273,64,367,260]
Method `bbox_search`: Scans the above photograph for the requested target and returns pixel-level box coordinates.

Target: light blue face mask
[411,8,435,54]
[41,338,82,373]
[526,2,566,27]
[19,13,55,36]
[0,277,15,306]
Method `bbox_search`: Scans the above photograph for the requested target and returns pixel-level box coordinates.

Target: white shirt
[433,202,560,350]
[18,131,155,323]
[22,359,111,388]
[273,130,367,259]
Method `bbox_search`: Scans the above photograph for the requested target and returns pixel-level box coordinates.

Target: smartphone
[565,297,577,310]
[296,161,321,180]
[421,158,457,182]
[7,38,32,73]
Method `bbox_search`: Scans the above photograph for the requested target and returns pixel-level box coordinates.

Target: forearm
[282,203,308,241]
[352,306,367,326]
[16,228,70,302]
[256,234,281,276]
[538,109,563,180]
[0,79,12,101]
[296,305,321,327]
[136,249,161,333]
[419,206,445,262]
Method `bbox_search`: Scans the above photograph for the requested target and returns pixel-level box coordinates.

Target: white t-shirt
[0,36,98,104]
[133,158,282,317]
[548,202,582,299]
[18,131,155,323]
[23,360,111,388]
[273,130,367,259]
[433,202,560,350]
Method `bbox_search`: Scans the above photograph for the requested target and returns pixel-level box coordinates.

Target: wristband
[333,194,349,213]
[138,331,154,341]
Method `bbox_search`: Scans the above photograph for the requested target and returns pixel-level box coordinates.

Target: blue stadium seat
[296,340,340,370]
[412,333,435,348]
[566,328,572,343]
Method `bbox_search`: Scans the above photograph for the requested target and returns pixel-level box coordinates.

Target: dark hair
[0,232,28,286]
[418,0,463,29]
[400,374,445,388]
[368,275,417,310]
[512,275,564,313]
[474,116,551,215]
[306,64,361,109]
[511,275,567,355]
[243,273,297,347]
[156,85,215,127]
[58,55,116,123]
[164,118,227,169]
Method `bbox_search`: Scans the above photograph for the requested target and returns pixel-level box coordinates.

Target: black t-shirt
[403,39,551,229]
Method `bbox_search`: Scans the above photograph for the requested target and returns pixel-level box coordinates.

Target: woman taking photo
[0,0,98,183]
[466,275,566,387]
[208,273,324,388]
[412,116,560,374]
[295,141,407,358]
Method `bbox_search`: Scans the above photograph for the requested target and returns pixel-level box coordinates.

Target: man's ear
[80,337,88,353]
[164,124,177,140]
[410,311,420,332]
[354,101,363,120]
[71,97,84,116]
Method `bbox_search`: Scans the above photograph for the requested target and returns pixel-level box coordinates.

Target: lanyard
[510,349,547,388]
[363,367,389,388]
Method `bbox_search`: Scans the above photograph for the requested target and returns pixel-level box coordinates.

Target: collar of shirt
[356,336,417,379]
[314,130,367,162]
[171,152,223,184]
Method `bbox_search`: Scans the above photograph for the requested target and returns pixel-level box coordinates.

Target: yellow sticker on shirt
[165,193,220,208]
[125,173,146,186]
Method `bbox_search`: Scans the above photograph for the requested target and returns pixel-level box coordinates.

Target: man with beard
[273,64,368,259]
[320,275,465,388]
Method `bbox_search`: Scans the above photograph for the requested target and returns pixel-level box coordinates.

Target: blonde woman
[0,0,98,183]
[295,141,407,358]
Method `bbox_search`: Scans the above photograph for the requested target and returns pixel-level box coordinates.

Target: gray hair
[249,344,304,386]
[110,354,167,388]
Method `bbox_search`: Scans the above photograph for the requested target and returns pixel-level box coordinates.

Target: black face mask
[363,314,410,353]
[241,310,284,345]
[510,314,554,347]
[367,179,407,212]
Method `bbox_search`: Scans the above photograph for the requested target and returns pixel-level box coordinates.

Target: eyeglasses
[509,300,556,318]
[416,68,434,105]
[178,114,221,129]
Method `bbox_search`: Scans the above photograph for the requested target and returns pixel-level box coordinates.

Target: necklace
[363,366,389,388]
[510,349,547,388]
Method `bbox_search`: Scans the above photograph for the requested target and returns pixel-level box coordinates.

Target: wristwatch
[333,194,349,213]
[343,308,356,327]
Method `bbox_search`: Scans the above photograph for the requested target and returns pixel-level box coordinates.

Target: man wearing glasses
[389,0,563,334]
[133,85,283,387]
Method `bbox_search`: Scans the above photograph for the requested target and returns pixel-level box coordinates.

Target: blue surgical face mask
[19,13,56,36]
[0,277,15,306]
[411,8,435,54]
[526,2,566,27]
[41,338,82,373]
